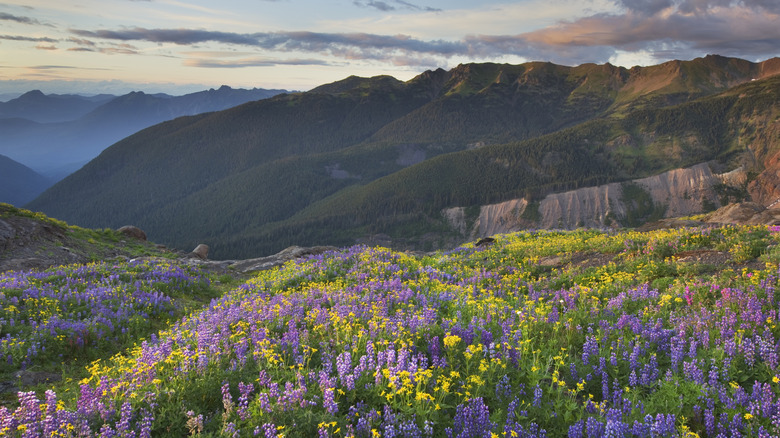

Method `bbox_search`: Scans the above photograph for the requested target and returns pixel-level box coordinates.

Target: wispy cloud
[65,0,780,69]
[184,57,330,68]
[353,0,441,12]
[28,65,78,70]
[71,28,262,46]
[0,12,40,25]
[0,35,58,43]
[65,39,140,55]
[69,27,465,57]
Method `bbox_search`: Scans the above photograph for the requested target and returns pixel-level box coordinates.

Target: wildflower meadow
[2,225,780,437]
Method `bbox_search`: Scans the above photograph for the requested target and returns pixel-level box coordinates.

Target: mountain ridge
[0,86,290,181]
[26,55,780,258]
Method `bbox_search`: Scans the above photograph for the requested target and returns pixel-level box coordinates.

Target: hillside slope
[0,154,50,206]
[27,56,780,258]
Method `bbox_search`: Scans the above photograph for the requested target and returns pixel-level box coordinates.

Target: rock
[1,257,51,272]
[117,225,147,241]
[705,202,780,225]
[15,370,61,386]
[475,237,495,247]
[636,219,705,231]
[189,244,209,260]
[538,255,561,266]
[230,245,337,273]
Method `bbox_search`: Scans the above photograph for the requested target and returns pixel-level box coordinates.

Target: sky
[1,0,779,97]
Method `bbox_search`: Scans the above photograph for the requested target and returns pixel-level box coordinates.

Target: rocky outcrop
[0,211,78,272]
[705,202,780,225]
[189,244,209,260]
[219,245,338,274]
[118,225,147,241]
[635,163,721,218]
[444,162,745,238]
[538,184,624,229]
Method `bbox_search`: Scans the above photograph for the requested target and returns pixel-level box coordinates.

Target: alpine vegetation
[2,225,780,436]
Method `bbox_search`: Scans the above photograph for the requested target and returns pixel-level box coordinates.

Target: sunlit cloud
[35,43,56,50]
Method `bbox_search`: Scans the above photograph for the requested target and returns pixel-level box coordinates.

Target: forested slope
[27,56,780,258]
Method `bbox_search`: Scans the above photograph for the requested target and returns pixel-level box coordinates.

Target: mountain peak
[19,90,46,99]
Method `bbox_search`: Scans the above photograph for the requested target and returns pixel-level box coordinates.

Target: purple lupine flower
[532,385,543,408]
[446,397,495,438]
[237,381,253,421]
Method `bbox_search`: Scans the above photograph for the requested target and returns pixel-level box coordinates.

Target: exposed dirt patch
[569,252,617,270]
[673,249,765,271]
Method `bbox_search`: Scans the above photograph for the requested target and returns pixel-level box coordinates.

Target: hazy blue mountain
[0,86,289,180]
[0,90,115,123]
[0,154,51,206]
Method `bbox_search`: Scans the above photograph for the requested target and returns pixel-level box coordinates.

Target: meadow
[2,225,780,437]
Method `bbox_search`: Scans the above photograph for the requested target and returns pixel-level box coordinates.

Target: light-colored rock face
[442,207,466,234]
[446,162,746,238]
[633,162,720,218]
[475,198,528,237]
[537,183,624,229]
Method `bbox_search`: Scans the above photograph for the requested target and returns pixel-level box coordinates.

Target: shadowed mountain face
[0,154,51,206]
[27,55,780,259]
[0,90,115,123]
[0,86,289,181]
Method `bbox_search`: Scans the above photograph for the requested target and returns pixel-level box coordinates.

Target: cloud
[355,1,395,11]
[513,2,780,62]
[67,37,97,47]
[0,12,40,25]
[28,65,78,70]
[353,0,441,12]
[0,35,57,43]
[69,27,465,57]
[35,44,57,50]
[618,0,673,15]
[184,57,330,68]
[71,28,262,46]
[67,0,780,70]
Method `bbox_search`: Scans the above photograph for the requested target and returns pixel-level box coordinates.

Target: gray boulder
[117,225,147,241]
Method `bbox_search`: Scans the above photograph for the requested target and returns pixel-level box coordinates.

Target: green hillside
[207,75,780,257]
[26,56,780,259]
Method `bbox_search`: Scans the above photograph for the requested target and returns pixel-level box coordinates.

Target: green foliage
[619,182,667,227]
[521,201,542,223]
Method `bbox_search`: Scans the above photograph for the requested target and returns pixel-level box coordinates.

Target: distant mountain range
[27,55,780,258]
[0,154,50,206]
[0,86,289,185]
